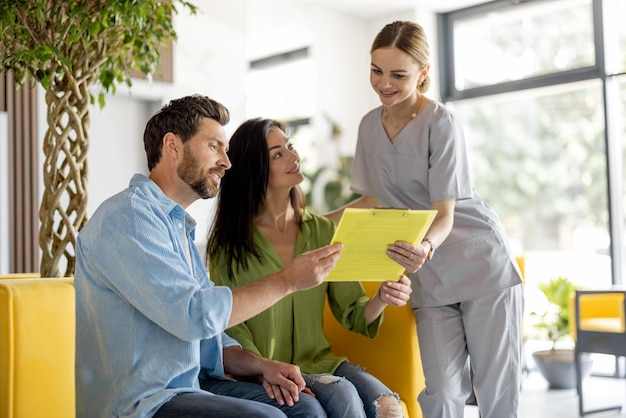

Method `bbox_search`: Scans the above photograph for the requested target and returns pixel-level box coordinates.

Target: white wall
[87,95,157,214]
[34,1,444,256]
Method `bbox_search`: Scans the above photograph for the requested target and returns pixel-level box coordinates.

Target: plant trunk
[39,82,91,277]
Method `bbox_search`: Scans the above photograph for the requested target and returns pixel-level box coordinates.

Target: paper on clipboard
[326,208,437,282]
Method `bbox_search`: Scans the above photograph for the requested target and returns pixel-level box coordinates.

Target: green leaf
[35,7,45,24]
[88,21,100,38]
[2,9,15,24]
[40,74,50,89]
[68,31,81,44]
[59,57,72,70]
[3,0,196,100]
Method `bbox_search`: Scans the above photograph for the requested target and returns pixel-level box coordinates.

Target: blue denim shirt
[75,174,239,418]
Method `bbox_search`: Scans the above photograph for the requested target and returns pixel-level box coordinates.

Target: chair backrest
[570,290,626,339]
[322,281,424,418]
[572,289,626,416]
[0,277,75,418]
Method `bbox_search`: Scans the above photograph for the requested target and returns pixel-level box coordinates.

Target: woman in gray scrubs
[327,21,524,418]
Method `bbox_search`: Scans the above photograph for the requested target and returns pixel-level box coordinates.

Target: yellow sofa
[0,276,75,418]
[322,281,424,418]
[1,275,424,417]
[1,275,423,417]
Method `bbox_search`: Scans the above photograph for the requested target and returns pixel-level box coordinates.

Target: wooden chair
[573,290,625,416]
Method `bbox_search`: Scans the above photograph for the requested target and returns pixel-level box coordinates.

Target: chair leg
[576,350,623,416]
[576,350,584,416]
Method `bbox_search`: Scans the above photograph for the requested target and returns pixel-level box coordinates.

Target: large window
[439,0,626,288]
[452,0,595,91]
[246,48,355,213]
[454,81,611,287]
[246,48,319,198]
[246,48,316,122]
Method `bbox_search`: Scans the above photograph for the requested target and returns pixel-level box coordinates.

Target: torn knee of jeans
[312,374,344,384]
[374,393,403,418]
[352,363,366,371]
[374,392,400,403]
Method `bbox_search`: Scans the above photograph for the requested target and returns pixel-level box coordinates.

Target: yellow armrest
[0,273,41,279]
[0,277,75,418]
[323,281,424,418]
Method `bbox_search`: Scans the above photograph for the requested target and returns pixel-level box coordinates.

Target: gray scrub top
[351,100,522,308]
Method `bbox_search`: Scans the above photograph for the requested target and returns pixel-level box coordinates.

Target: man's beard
[177,147,222,199]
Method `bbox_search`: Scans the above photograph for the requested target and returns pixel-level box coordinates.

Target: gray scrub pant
[415,284,524,418]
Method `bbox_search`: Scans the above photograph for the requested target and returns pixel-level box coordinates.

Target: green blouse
[210,210,383,374]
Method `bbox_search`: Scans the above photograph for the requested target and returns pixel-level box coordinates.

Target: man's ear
[163,132,180,159]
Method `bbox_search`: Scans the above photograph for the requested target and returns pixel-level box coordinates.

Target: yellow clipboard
[326,208,437,281]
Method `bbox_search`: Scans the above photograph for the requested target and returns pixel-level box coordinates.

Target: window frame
[438,0,624,285]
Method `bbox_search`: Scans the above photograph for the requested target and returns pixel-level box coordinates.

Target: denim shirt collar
[129,173,197,239]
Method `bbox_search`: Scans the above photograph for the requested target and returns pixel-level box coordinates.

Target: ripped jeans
[303,361,402,418]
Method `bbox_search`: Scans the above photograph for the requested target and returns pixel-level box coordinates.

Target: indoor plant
[531,276,592,389]
[1,0,196,276]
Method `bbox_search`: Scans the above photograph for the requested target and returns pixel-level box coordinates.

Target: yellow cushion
[570,292,626,338]
[0,277,75,418]
[323,281,424,418]
[580,318,624,333]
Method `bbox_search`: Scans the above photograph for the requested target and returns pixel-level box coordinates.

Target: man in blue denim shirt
[75,94,343,418]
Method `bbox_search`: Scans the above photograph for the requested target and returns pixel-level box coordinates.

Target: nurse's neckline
[382,96,425,142]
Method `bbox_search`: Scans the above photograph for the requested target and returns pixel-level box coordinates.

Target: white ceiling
[301,0,484,18]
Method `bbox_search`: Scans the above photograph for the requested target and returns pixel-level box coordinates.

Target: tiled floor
[464,352,625,418]
[515,372,624,418]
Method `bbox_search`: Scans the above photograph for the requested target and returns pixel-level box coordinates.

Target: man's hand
[281,243,343,292]
[224,347,313,406]
[258,359,310,407]
[228,243,342,328]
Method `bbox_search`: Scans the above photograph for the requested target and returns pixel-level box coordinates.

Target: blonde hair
[371,21,430,93]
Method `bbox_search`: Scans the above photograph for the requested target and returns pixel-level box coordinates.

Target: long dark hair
[207,117,305,278]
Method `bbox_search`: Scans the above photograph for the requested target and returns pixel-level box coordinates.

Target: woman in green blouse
[207,118,411,418]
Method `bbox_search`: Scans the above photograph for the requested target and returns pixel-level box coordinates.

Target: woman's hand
[387,240,430,273]
[376,275,412,307]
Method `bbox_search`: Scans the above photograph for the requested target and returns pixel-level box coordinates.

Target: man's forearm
[227,243,342,328]
[228,270,291,328]
[222,346,264,377]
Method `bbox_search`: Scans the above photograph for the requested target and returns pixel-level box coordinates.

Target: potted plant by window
[531,276,593,389]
